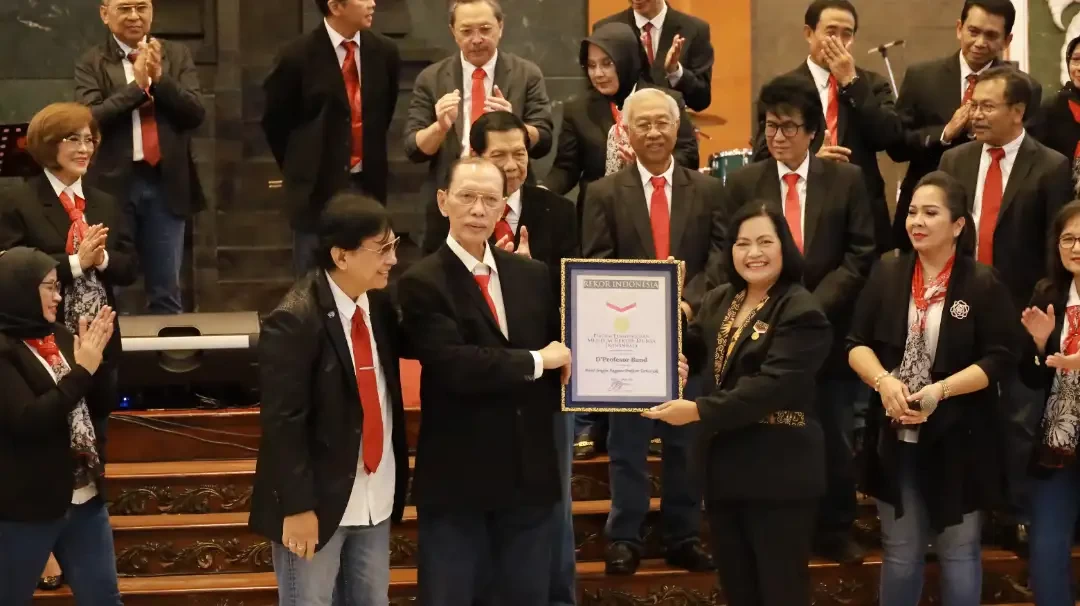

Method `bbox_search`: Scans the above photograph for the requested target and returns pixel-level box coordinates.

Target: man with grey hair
[582,86,725,576]
[405,0,553,254]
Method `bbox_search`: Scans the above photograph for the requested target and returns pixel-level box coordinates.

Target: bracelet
[872,371,890,391]
[938,380,951,400]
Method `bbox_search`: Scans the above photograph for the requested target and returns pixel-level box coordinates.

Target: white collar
[113,35,144,57]
[324,271,370,322]
[445,234,499,275]
[44,169,85,200]
[506,189,522,218]
[778,153,811,181]
[461,50,499,81]
[960,54,993,82]
[805,56,833,90]
[633,1,668,30]
[636,157,676,189]
[324,18,361,50]
[1069,280,1080,308]
[982,129,1026,155]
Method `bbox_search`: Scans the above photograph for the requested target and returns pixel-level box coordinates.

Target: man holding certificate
[581,87,725,575]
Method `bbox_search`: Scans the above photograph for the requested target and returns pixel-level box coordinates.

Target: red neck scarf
[24,334,61,367]
[58,191,89,255]
[1068,100,1080,160]
[911,255,955,329]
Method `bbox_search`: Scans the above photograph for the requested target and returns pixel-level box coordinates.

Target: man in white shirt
[249,192,410,606]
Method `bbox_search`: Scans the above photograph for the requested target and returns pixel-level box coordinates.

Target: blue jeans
[1029,465,1080,606]
[292,229,321,278]
[126,163,185,314]
[816,378,860,534]
[549,411,577,606]
[0,497,121,605]
[271,520,390,606]
[877,450,983,606]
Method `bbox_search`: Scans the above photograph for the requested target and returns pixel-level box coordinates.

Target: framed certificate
[560,259,683,412]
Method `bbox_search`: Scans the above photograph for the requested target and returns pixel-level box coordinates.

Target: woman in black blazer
[645,201,831,606]
[1033,35,1080,195]
[0,247,118,604]
[847,172,1016,606]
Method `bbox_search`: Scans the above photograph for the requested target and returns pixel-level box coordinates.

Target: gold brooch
[751,320,769,341]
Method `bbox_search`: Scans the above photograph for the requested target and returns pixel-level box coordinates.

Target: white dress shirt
[44,170,109,279]
[114,36,147,163]
[505,188,523,234]
[325,19,364,173]
[632,1,684,85]
[805,57,835,128]
[325,273,396,527]
[444,236,545,378]
[972,130,1025,248]
[637,158,675,216]
[896,291,945,445]
[777,153,811,243]
[24,344,99,504]
[460,51,499,156]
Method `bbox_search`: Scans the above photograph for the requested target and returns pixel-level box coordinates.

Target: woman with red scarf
[1033,35,1080,196]
[0,247,118,603]
[847,171,1017,606]
[1018,199,1080,605]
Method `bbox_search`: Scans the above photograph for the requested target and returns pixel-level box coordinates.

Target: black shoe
[37,575,63,591]
[573,431,597,460]
[813,533,865,565]
[605,542,641,575]
[648,437,662,457]
[665,541,715,572]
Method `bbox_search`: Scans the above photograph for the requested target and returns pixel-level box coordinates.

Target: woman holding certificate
[846,172,1016,606]
[644,201,832,606]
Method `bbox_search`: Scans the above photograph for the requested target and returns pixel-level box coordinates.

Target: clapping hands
[74,306,115,375]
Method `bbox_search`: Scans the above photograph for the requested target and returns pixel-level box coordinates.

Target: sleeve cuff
[69,254,84,279]
[530,351,544,380]
[667,64,684,86]
[95,251,110,272]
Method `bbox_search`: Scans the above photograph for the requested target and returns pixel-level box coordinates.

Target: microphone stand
[877,45,900,101]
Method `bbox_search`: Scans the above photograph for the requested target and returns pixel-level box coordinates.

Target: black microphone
[868,39,904,55]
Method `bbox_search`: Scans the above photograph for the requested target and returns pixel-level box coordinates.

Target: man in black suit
[582,87,723,575]
[594,0,714,111]
[397,157,572,605]
[249,192,409,606]
[75,0,205,314]
[723,75,876,563]
[751,0,900,252]
[888,0,1042,250]
[262,0,400,275]
[406,0,553,254]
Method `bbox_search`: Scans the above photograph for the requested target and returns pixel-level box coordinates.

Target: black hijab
[0,247,60,339]
[579,22,642,109]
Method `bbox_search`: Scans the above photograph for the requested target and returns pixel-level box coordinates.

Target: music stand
[0,123,42,179]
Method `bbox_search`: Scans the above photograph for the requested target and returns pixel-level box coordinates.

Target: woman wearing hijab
[1034,35,1080,194]
[0,247,119,604]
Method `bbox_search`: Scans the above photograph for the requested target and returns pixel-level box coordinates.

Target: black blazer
[262,26,401,230]
[544,85,700,213]
[0,328,99,522]
[751,63,899,252]
[887,52,1043,248]
[719,157,876,374]
[1032,86,1080,192]
[0,174,138,360]
[75,35,206,217]
[508,185,579,296]
[1017,283,1073,473]
[581,163,726,309]
[593,7,714,111]
[397,246,561,509]
[248,272,409,550]
[685,281,830,501]
[938,135,1072,308]
[847,252,1016,530]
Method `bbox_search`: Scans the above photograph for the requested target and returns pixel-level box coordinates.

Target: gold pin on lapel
[751,320,769,341]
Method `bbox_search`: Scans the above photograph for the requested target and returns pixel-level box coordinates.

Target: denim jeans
[1029,465,1080,606]
[126,163,185,314]
[271,520,390,606]
[549,411,577,606]
[877,449,983,606]
[815,378,860,534]
[0,497,122,605]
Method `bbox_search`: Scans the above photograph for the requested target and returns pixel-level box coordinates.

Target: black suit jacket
[397,246,561,509]
[581,163,726,309]
[887,52,1043,248]
[0,328,99,522]
[751,63,899,252]
[75,35,206,217]
[544,85,700,212]
[719,157,876,373]
[593,8,714,111]
[938,135,1071,307]
[249,272,409,549]
[508,185,579,296]
[1018,283,1070,471]
[0,174,137,360]
[262,26,401,230]
[685,281,830,501]
[847,252,1016,530]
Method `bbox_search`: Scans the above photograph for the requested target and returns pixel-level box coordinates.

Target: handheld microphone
[868,39,905,55]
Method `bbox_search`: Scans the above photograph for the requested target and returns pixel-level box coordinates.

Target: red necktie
[826,75,839,146]
[962,74,978,104]
[127,52,160,166]
[977,147,1006,265]
[649,176,670,259]
[642,23,656,65]
[493,205,513,243]
[58,191,89,255]
[350,310,383,474]
[473,272,500,325]
[783,173,804,252]
[471,68,487,124]
[341,40,364,167]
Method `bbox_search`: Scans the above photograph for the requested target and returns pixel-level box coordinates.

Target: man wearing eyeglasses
[405,0,554,255]
[250,192,410,606]
[581,87,724,576]
[75,0,205,314]
[397,157,571,605]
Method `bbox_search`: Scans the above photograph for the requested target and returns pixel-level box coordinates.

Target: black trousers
[707,498,817,606]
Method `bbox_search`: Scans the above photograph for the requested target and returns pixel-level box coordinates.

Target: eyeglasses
[360,236,401,257]
[40,280,61,294]
[629,120,675,136]
[764,122,803,138]
[110,2,152,16]
[455,25,497,40]
[1060,235,1080,250]
[970,102,1014,115]
[61,135,96,150]
[448,190,505,209]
